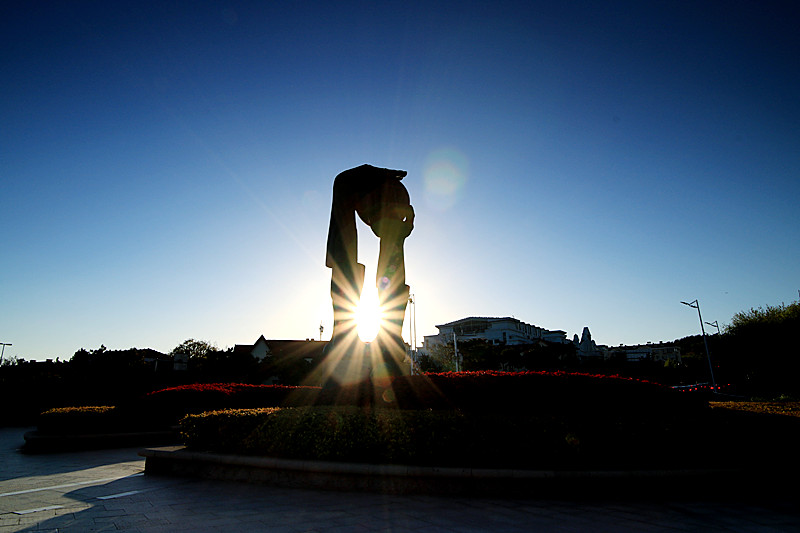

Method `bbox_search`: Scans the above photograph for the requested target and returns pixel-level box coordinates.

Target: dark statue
[324,164,414,385]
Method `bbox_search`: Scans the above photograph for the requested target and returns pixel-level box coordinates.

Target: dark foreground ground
[2,427,799,533]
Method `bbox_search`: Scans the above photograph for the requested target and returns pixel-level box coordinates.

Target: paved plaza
[1,427,798,532]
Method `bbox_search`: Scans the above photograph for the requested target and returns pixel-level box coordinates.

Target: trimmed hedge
[32,373,800,469]
[180,406,579,468]
[37,406,128,435]
[177,373,718,469]
[180,402,800,470]
[34,372,702,464]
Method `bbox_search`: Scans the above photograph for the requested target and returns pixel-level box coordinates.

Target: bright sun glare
[357,286,383,343]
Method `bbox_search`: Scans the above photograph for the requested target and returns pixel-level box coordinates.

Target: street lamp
[407,294,418,374]
[705,320,720,336]
[681,300,717,391]
[0,343,11,365]
[453,332,461,372]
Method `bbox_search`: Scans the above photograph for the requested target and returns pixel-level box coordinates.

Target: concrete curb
[139,446,765,497]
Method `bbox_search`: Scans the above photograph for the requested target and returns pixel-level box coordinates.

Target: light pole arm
[681,300,717,390]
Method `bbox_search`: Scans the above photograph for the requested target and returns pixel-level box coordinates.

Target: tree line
[2,300,798,425]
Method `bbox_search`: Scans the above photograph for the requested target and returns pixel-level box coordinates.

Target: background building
[573,327,608,360]
[423,317,569,352]
[609,343,682,363]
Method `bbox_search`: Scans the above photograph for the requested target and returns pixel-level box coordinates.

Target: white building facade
[423,317,568,351]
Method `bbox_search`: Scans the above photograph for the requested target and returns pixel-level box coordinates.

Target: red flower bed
[318,370,702,415]
[134,383,321,425]
[128,371,701,428]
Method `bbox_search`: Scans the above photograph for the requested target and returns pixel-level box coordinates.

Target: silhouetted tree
[420,342,458,372]
[726,301,800,336]
[720,300,800,396]
[170,339,216,360]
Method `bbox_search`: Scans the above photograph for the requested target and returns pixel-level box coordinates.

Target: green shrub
[180,406,578,468]
[179,408,280,452]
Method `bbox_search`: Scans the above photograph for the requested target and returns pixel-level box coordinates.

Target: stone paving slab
[2,427,799,532]
[22,429,179,454]
[139,445,796,501]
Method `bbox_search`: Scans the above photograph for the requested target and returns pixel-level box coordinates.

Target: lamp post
[411,294,417,359]
[453,332,460,372]
[0,343,11,365]
[407,294,417,374]
[705,320,720,336]
[681,300,717,391]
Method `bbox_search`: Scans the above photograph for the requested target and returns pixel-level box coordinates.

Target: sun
[357,285,384,343]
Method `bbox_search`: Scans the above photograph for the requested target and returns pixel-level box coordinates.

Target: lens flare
[423,147,468,211]
[357,285,383,342]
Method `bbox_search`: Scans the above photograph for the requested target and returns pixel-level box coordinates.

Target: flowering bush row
[144,382,321,403]
[136,383,322,425]
[42,406,115,415]
[37,406,131,435]
[134,371,701,427]
[35,371,700,439]
[317,371,701,416]
[139,371,691,417]
[34,384,321,435]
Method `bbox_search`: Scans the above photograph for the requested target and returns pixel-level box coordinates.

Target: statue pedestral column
[372,211,413,378]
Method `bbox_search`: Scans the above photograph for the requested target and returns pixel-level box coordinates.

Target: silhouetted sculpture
[325,164,414,383]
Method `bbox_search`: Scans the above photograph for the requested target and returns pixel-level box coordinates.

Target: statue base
[313,338,410,390]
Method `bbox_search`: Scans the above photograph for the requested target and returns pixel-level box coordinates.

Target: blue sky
[2,1,798,361]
